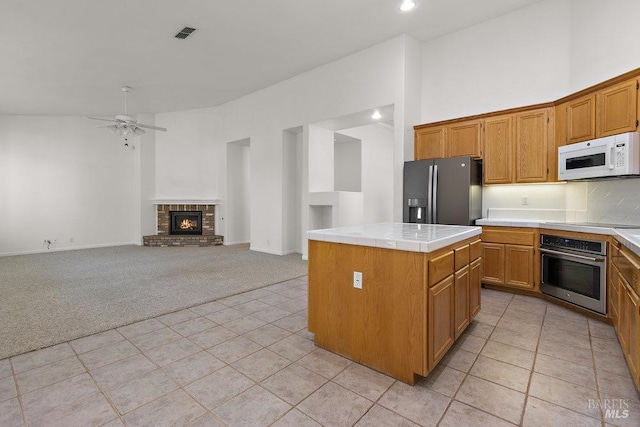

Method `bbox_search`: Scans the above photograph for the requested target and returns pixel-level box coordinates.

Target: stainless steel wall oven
[540,234,607,315]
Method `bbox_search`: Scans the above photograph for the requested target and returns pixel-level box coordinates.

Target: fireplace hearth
[170,211,202,235]
[143,203,223,247]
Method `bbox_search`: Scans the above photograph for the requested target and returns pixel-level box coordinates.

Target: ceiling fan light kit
[85,86,167,146]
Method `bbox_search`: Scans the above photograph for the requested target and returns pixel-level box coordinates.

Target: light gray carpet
[0,244,307,360]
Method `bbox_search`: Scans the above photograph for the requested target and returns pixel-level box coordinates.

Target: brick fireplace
[143,204,223,247]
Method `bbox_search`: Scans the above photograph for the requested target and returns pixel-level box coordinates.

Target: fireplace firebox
[170,211,202,235]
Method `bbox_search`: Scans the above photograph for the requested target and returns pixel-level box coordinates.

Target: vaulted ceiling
[1,0,543,116]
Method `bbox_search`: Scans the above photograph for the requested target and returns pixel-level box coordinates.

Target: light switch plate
[353,271,363,289]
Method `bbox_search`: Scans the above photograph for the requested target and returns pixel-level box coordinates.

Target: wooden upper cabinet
[566,94,596,144]
[483,115,513,184]
[597,78,638,137]
[415,126,445,160]
[446,120,482,158]
[514,108,549,183]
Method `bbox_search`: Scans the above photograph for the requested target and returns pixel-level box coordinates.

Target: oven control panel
[540,234,605,255]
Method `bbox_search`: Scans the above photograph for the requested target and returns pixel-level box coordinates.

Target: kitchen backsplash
[482,178,640,225]
[581,178,640,225]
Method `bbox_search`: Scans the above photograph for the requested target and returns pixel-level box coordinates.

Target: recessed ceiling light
[400,0,416,12]
[372,110,382,120]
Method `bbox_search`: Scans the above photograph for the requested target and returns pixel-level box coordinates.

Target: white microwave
[558,132,640,180]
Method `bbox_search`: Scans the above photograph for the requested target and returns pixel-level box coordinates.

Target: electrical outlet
[522,196,529,206]
[353,271,363,289]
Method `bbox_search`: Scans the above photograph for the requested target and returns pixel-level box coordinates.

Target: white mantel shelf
[151,199,222,205]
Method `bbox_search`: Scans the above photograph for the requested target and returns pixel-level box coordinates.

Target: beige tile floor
[1,277,639,426]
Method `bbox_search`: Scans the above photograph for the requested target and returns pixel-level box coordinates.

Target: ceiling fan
[85,86,167,145]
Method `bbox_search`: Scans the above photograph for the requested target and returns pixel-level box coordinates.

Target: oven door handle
[539,247,603,263]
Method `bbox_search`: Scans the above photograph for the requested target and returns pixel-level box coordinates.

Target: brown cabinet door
[505,245,534,289]
[597,79,638,137]
[483,115,513,184]
[481,243,505,285]
[447,121,482,158]
[454,266,470,339]
[469,258,482,318]
[609,264,620,326]
[515,109,549,183]
[428,275,454,370]
[628,286,639,383]
[567,94,596,144]
[618,272,630,353]
[415,126,446,160]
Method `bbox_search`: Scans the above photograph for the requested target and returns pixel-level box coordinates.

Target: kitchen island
[307,223,482,384]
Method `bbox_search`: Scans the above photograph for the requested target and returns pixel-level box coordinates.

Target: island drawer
[454,245,469,271]
[429,251,454,287]
[469,239,481,261]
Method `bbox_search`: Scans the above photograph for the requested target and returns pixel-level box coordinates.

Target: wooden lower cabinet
[469,258,481,317]
[628,288,640,382]
[482,243,535,289]
[617,273,630,353]
[618,273,640,382]
[609,265,620,327]
[505,245,535,289]
[428,275,454,370]
[454,266,470,339]
[612,241,640,391]
[481,227,537,291]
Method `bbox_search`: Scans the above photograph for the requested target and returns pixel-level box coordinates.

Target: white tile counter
[306,222,481,253]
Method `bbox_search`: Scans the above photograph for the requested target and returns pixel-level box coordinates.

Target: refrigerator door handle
[427,165,434,224]
[433,164,438,223]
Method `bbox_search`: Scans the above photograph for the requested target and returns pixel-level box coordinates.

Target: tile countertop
[476,219,640,257]
[307,222,481,253]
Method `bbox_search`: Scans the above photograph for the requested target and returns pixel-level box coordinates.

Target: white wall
[421,0,640,220]
[421,0,572,122]
[569,0,640,92]
[340,124,395,224]
[334,136,361,192]
[308,125,335,192]
[154,108,218,199]
[282,129,303,254]
[154,35,419,255]
[226,139,251,244]
[0,116,137,255]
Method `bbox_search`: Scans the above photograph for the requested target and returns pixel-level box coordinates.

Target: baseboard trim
[0,241,139,257]
[250,246,286,256]
[224,240,250,246]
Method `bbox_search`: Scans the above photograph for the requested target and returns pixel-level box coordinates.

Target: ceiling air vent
[175,27,196,39]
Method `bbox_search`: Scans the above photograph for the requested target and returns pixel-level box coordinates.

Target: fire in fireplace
[170,211,203,235]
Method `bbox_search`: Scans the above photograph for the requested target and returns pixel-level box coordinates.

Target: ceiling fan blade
[132,127,146,136]
[85,116,116,123]
[136,122,167,132]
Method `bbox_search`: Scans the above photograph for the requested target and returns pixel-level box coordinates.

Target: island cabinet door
[469,258,482,318]
[428,275,455,370]
[454,266,470,339]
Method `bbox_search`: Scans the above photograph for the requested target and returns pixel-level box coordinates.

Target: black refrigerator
[403,157,482,225]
